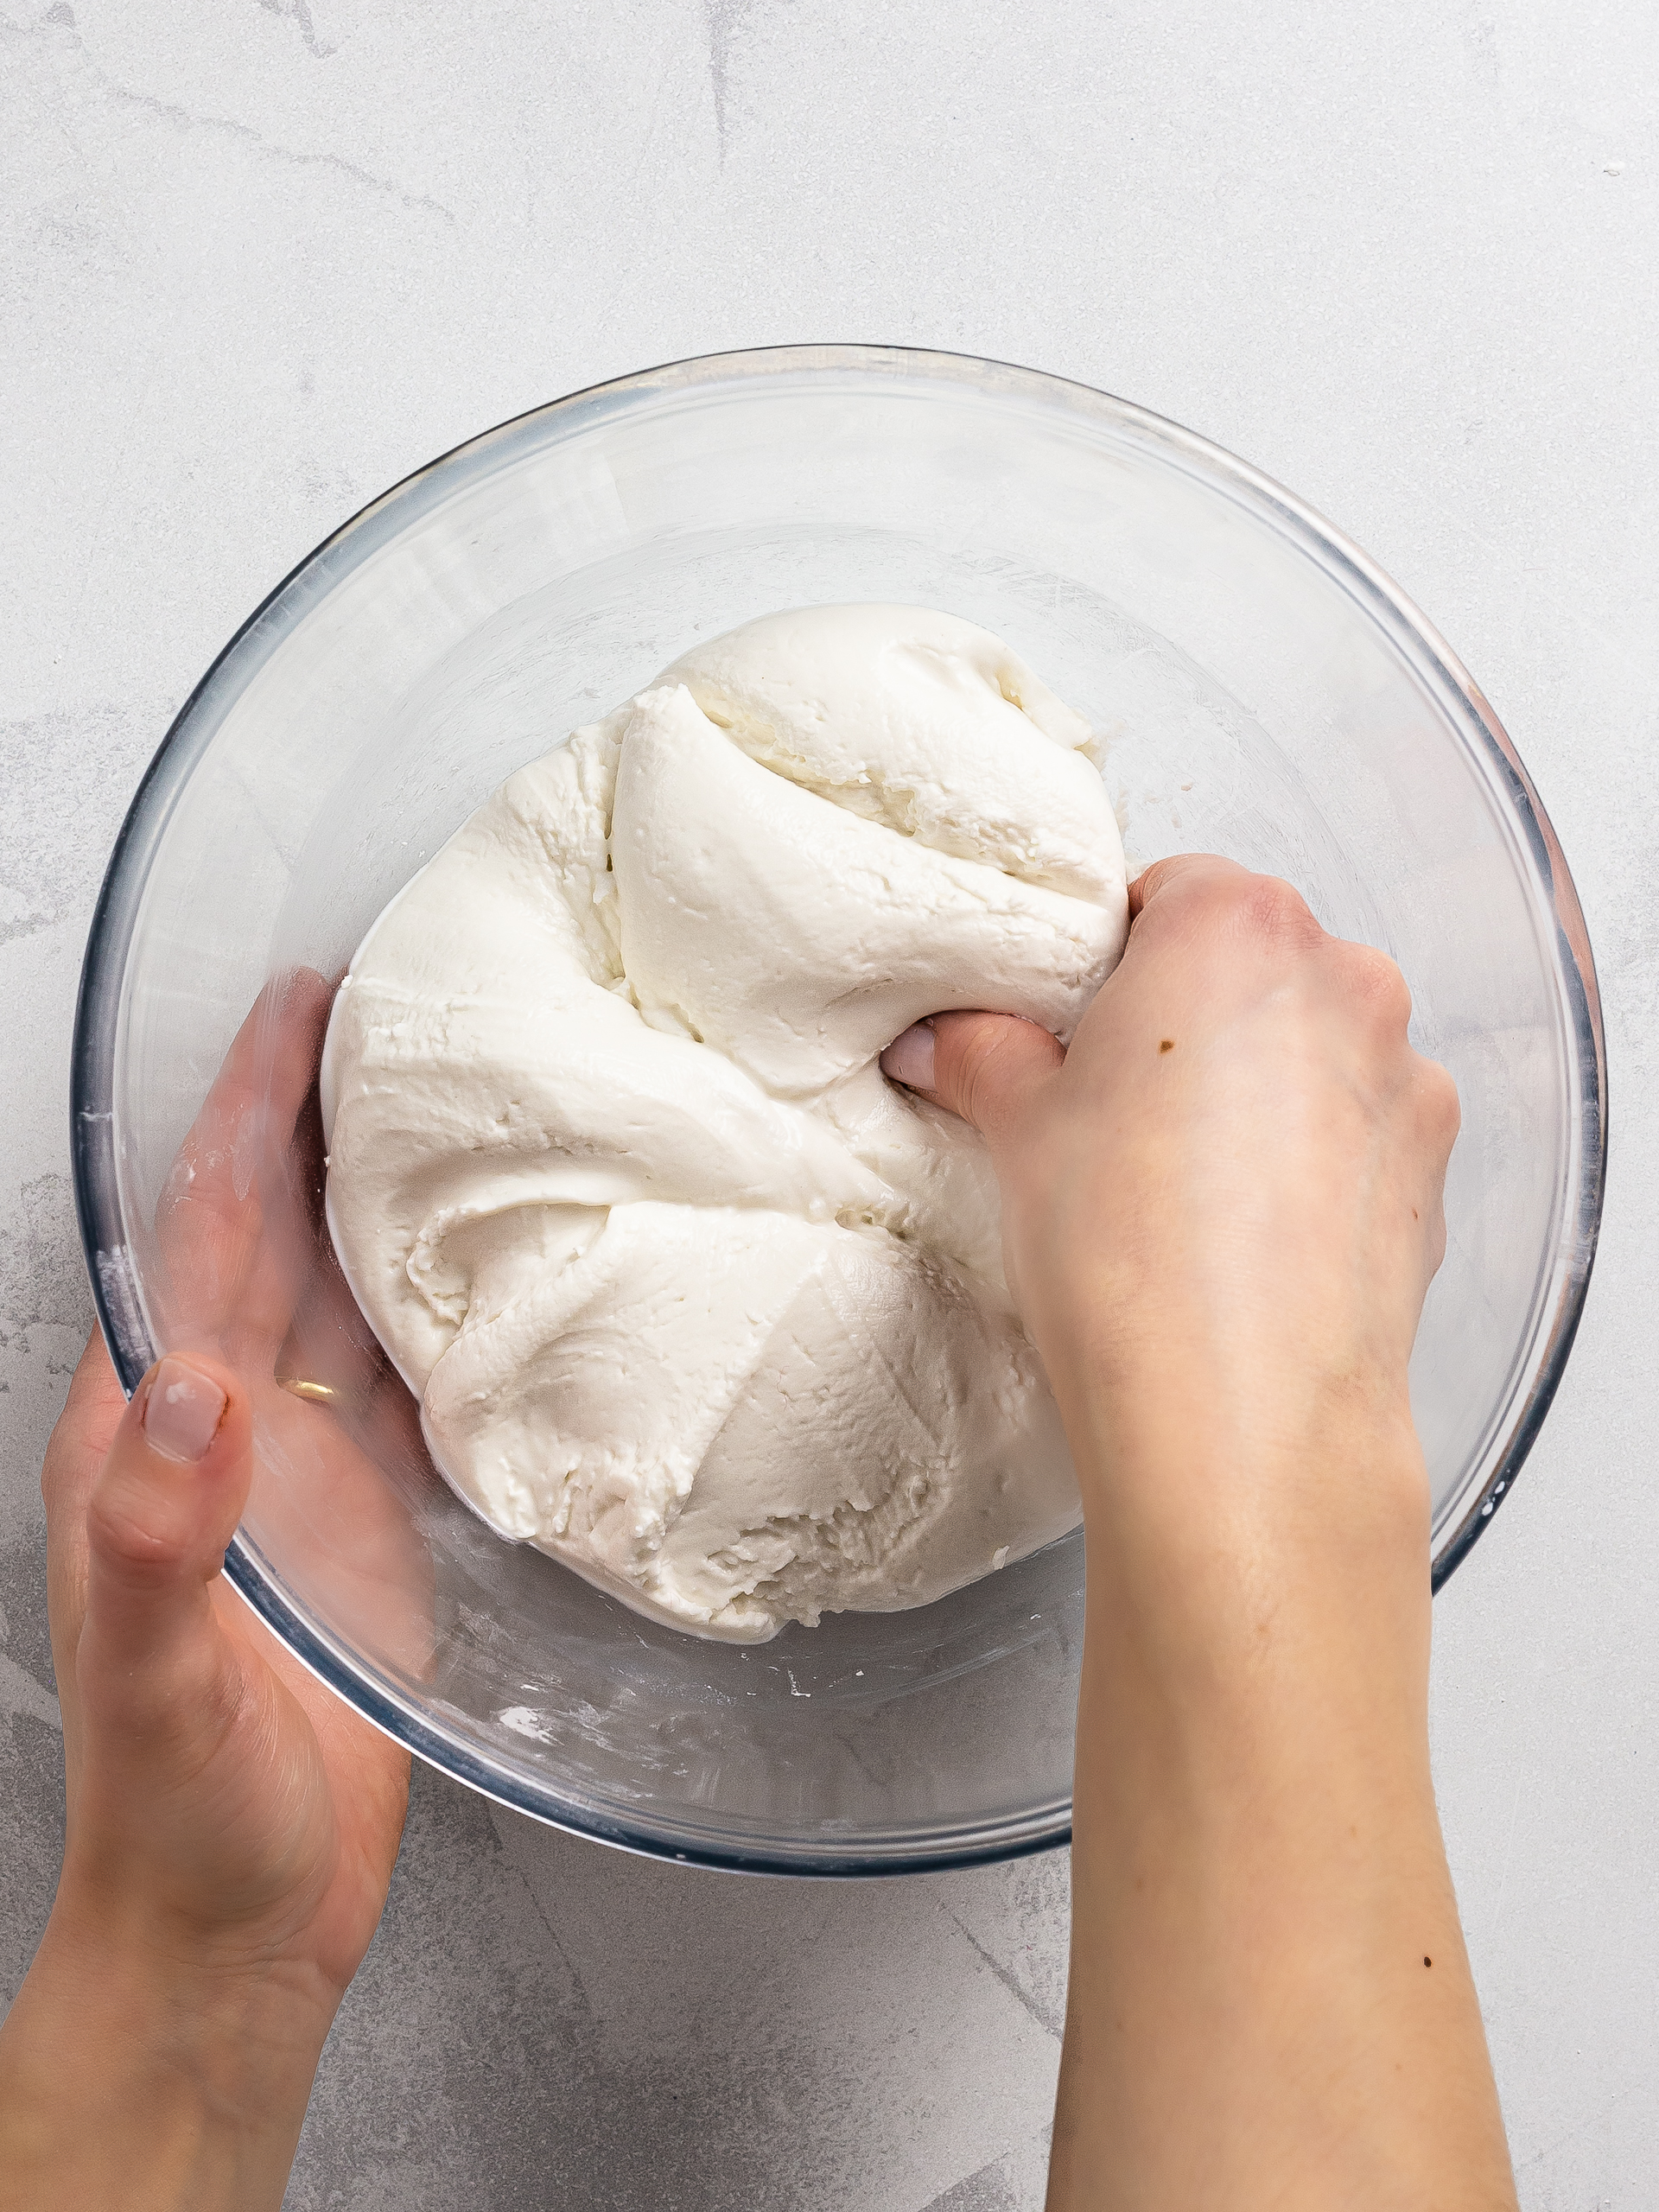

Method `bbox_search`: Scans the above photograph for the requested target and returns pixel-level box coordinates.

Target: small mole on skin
[1424,1956,1433,1968]
[1159,1038,1175,1053]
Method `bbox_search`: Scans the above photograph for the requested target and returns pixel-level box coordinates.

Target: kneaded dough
[321,605,1129,1641]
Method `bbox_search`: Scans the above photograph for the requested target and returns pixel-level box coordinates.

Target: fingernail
[143,1357,228,1464]
[880,1022,936,1091]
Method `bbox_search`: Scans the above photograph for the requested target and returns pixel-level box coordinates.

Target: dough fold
[321,605,1129,1640]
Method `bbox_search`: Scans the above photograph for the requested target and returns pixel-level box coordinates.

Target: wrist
[0,1879,335,2212]
[1051,1314,1428,1558]
[1065,1352,1444,1932]
[1051,1332,1433,1714]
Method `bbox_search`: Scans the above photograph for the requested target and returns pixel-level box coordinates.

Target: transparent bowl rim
[71,343,1609,1876]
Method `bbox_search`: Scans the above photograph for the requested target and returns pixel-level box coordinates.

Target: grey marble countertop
[3,3,1656,2205]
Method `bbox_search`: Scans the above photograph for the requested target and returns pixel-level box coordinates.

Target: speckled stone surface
[3,3,1656,2203]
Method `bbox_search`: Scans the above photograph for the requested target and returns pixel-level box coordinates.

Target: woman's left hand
[1,977,415,2212]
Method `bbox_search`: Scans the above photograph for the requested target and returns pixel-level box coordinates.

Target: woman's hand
[884,855,1516,2212]
[886,852,1458,1542]
[1,979,416,2212]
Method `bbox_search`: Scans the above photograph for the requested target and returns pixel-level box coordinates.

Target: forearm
[0,1888,334,2212]
[893,862,1493,2202]
[1047,1389,1517,2211]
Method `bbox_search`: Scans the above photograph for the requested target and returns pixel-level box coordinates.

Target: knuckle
[1343,944,1414,1028]
[87,1469,188,1581]
[1422,1058,1462,1142]
[953,1019,1011,1128]
[1236,873,1322,949]
[939,1013,1058,1137]
[1427,1211,1449,1275]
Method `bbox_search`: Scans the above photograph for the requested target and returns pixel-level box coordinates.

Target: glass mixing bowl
[73,346,1605,1873]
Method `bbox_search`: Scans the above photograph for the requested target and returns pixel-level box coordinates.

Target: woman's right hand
[884,855,1515,2212]
[884,852,1459,1590]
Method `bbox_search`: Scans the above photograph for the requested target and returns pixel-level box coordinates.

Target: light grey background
[2,2,1655,2204]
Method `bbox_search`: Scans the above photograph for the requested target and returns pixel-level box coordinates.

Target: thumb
[880,1011,1065,1144]
[82,1355,252,1698]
